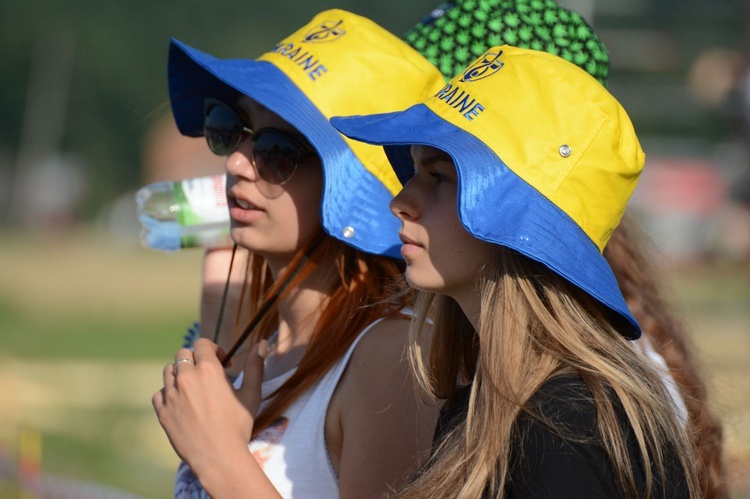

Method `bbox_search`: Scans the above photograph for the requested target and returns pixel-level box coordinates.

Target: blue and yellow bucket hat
[168,9,444,258]
[332,46,645,338]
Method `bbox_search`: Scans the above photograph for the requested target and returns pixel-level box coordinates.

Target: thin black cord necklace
[219,231,325,367]
[212,243,239,343]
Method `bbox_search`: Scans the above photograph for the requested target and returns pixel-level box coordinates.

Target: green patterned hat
[404,0,610,86]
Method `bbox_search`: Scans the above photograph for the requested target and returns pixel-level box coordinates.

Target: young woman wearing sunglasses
[152,10,444,498]
[332,46,698,497]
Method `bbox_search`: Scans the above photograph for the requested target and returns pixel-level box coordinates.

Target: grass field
[0,229,202,497]
[0,229,748,497]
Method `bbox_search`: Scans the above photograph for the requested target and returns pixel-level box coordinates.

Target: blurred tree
[0,0,440,226]
[0,0,745,227]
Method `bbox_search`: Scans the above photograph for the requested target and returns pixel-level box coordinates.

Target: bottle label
[173,175,229,227]
[180,223,233,248]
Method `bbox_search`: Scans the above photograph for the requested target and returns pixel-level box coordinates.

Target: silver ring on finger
[173,357,195,374]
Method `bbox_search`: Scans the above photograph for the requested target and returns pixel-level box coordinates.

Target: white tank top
[637,335,688,425]
[174,319,382,498]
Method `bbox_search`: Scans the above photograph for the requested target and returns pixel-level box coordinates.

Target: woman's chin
[404,267,444,294]
[230,227,262,252]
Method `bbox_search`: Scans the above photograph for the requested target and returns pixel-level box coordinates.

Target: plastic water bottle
[136,174,232,251]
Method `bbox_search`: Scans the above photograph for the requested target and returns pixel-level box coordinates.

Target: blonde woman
[403,0,726,494]
[333,46,697,497]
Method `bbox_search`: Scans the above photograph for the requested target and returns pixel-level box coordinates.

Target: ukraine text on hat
[268,18,348,82]
[269,42,328,81]
[434,84,485,121]
[432,49,509,121]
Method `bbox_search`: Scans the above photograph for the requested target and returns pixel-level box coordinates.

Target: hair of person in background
[604,211,728,498]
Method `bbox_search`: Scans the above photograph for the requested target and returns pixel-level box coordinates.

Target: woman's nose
[390,180,419,221]
[224,140,257,181]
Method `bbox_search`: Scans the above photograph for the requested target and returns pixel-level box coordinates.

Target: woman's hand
[152,337,268,480]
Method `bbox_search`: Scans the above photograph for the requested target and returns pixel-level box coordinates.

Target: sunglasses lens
[252,131,305,184]
[204,104,243,156]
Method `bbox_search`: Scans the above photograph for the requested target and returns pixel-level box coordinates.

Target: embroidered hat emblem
[460,50,504,82]
[304,20,346,43]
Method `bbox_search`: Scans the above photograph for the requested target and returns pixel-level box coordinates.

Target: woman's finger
[173,347,194,362]
[193,338,222,366]
[172,347,196,377]
[162,362,176,387]
[152,387,166,412]
[236,339,268,416]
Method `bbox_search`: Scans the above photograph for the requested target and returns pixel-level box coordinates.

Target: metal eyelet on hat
[559,145,572,158]
[343,226,355,238]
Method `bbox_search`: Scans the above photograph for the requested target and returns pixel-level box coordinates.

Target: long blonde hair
[400,248,699,498]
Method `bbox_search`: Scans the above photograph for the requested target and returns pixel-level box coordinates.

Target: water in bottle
[136,174,232,251]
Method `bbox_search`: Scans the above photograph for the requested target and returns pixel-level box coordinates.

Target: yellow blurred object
[19,427,42,499]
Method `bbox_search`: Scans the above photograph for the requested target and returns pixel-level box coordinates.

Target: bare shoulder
[326,317,439,495]
[325,317,417,420]
[345,318,412,394]
[353,317,411,355]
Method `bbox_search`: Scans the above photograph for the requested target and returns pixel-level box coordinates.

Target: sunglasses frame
[203,98,317,185]
[204,98,253,155]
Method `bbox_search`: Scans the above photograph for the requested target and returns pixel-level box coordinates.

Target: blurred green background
[1,0,749,497]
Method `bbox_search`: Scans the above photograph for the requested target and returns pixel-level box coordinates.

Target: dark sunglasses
[204,98,317,184]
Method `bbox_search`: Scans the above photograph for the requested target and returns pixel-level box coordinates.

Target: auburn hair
[604,212,727,498]
[229,228,415,437]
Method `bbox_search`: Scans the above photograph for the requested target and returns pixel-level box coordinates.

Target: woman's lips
[235,198,255,210]
[399,233,423,257]
[228,196,263,224]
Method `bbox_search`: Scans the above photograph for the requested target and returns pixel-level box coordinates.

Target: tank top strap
[313,316,386,406]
